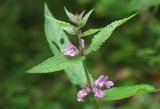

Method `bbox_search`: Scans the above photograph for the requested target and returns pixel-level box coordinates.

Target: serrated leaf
[98,84,160,101]
[27,55,85,73]
[45,15,76,35]
[81,28,103,37]
[79,9,94,27]
[85,13,136,54]
[44,4,93,85]
[64,7,77,23]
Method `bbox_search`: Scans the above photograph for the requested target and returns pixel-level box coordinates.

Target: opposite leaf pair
[64,7,93,27]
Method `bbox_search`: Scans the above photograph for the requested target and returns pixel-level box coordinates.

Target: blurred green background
[0,0,160,109]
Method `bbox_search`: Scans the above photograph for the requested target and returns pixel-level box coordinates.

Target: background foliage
[0,0,160,109]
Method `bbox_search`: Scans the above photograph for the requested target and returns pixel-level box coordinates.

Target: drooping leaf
[81,28,103,37]
[45,15,76,35]
[85,13,136,54]
[64,7,77,23]
[44,4,93,85]
[79,9,94,27]
[99,84,160,101]
[26,55,85,73]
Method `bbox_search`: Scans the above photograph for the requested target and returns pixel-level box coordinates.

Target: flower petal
[77,85,91,102]
[105,81,114,88]
[95,75,108,88]
[94,88,106,98]
[63,41,79,56]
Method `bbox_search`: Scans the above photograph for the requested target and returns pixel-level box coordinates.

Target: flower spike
[77,75,114,102]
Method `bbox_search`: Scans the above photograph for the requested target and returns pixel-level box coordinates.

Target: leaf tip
[64,6,68,12]
[44,2,48,10]
[128,13,138,20]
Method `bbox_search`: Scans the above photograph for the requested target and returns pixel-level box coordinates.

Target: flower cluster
[77,75,114,102]
[63,39,85,57]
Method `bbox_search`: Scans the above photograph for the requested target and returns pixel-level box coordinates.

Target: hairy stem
[82,60,93,90]
[77,28,83,55]
[77,26,100,109]
[82,60,100,109]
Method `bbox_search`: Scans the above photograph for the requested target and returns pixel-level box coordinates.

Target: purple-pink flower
[63,41,79,57]
[93,75,114,98]
[63,39,85,57]
[77,75,114,102]
[94,75,114,89]
[77,85,90,102]
[93,87,106,98]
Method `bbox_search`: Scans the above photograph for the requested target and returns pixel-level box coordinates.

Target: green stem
[82,60,93,90]
[77,26,100,109]
[82,60,100,109]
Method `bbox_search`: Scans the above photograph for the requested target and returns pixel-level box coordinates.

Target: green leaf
[81,28,103,37]
[44,3,62,55]
[85,13,136,54]
[79,9,94,27]
[44,4,93,85]
[64,7,77,23]
[99,84,160,101]
[27,55,85,73]
[79,11,85,19]
[45,15,76,35]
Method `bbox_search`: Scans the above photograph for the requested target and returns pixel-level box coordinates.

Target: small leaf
[27,55,85,73]
[45,15,76,35]
[64,7,77,23]
[99,84,160,101]
[79,9,94,27]
[79,11,85,19]
[81,28,103,37]
[85,13,136,54]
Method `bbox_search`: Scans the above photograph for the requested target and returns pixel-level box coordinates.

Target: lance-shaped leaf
[64,7,77,23]
[79,11,85,19]
[43,4,93,85]
[45,15,76,35]
[26,55,85,73]
[85,13,136,54]
[79,9,94,27]
[96,84,160,101]
[81,28,103,37]
[64,7,85,24]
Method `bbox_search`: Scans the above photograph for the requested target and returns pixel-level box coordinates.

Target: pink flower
[77,75,114,102]
[93,87,106,98]
[105,81,114,89]
[77,85,90,102]
[95,75,114,89]
[95,75,108,88]
[63,41,79,57]
[93,75,114,99]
